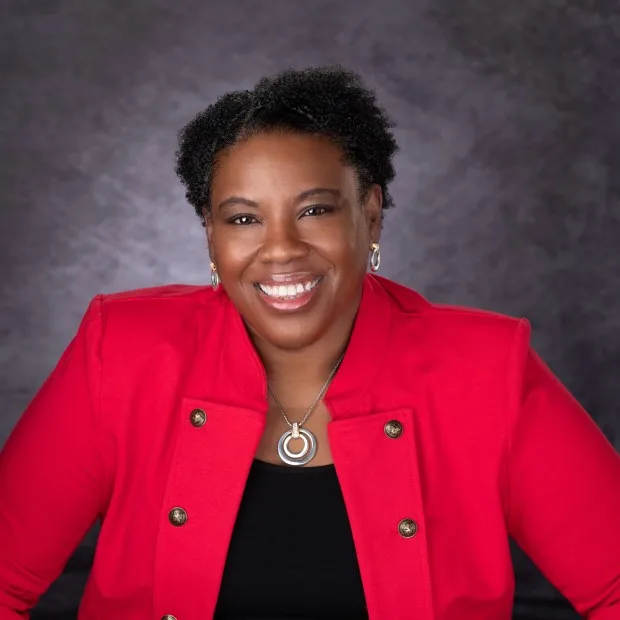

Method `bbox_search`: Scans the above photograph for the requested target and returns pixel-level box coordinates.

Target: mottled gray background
[1,1,618,618]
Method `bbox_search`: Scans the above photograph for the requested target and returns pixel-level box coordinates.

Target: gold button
[162,616,177,620]
[190,408,207,427]
[384,420,403,439]
[168,507,188,527]
[398,518,418,538]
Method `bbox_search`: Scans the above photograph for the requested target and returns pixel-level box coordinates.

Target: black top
[214,459,369,620]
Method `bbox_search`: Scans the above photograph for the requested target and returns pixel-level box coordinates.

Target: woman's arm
[506,321,620,618]
[0,296,111,619]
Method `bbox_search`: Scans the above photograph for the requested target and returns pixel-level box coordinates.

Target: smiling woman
[205,132,379,351]
[0,65,619,620]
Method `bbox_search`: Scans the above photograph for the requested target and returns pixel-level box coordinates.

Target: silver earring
[369,242,381,272]
[210,261,220,289]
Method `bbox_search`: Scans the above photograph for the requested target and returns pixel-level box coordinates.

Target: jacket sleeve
[506,320,620,619]
[0,295,110,619]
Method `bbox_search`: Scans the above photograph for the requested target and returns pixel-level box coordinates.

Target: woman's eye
[302,205,330,217]
[229,214,257,225]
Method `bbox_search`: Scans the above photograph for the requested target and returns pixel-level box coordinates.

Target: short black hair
[175,65,399,225]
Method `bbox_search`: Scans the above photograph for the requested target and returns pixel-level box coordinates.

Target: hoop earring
[210,261,220,289]
[369,242,381,272]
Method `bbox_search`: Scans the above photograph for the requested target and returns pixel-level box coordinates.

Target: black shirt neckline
[252,458,336,474]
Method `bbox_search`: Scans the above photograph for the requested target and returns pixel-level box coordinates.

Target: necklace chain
[267,349,346,429]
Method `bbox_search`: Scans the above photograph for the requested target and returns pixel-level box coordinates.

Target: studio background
[0,1,618,619]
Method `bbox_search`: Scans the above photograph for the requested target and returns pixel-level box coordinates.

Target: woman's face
[205,131,382,351]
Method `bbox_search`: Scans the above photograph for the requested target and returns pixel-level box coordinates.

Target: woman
[0,65,618,620]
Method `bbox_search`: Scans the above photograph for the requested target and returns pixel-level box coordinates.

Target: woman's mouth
[257,277,320,299]
[254,277,322,311]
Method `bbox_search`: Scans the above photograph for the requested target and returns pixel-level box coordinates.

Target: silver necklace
[268,350,345,467]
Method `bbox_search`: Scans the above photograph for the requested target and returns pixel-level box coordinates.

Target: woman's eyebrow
[294,188,342,202]
[217,196,259,211]
[217,188,341,212]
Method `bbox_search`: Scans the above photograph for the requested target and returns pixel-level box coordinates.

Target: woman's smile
[255,275,323,312]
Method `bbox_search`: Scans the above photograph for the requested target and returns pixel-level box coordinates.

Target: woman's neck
[263,337,347,390]
[248,306,358,393]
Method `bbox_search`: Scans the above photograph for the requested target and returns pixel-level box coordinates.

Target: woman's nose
[259,222,309,264]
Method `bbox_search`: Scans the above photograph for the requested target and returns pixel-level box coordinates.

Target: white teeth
[258,278,320,299]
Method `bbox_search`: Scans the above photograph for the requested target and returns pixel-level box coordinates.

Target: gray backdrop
[1,1,618,618]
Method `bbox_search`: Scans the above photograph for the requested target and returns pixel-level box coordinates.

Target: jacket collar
[185,274,430,420]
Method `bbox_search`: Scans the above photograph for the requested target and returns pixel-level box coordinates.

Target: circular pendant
[277,428,317,466]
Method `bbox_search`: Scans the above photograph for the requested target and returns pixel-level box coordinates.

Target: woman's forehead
[212,132,358,201]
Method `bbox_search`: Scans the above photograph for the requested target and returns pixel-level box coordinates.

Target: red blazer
[1,274,619,620]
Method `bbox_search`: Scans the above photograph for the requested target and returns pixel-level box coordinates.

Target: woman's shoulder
[100,282,215,316]
[89,283,221,350]
[377,275,530,353]
[379,275,523,323]
[101,282,212,304]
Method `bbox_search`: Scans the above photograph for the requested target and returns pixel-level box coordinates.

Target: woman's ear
[203,207,215,260]
[364,184,383,243]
